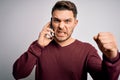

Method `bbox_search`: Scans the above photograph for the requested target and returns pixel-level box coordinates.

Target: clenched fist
[94,32,118,59]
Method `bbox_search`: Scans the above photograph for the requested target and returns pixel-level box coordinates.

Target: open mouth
[56,31,66,37]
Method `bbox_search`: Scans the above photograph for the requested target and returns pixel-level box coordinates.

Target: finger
[44,30,54,39]
[39,29,54,40]
[93,35,99,43]
[93,33,104,51]
[97,32,114,40]
[46,28,54,34]
[45,28,54,37]
[99,38,113,44]
[97,33,115,44]
[41,22,51,32]
[46,34,51,39]
[103,43,113,50]
[94,32,110,43]
[43,22,51,29]
[41,27,54,36]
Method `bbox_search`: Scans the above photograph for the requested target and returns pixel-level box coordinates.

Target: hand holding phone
[46,19,54,39]
[38,22,54,47]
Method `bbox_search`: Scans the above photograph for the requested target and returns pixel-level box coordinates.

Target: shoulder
[75,39,97,52]
[75,39,93,47]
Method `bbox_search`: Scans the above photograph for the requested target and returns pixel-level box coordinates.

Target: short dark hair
[52,0,77,18]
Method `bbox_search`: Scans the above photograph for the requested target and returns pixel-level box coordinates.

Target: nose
[58,22,64,30]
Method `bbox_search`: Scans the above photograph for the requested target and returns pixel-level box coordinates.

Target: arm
[102,52,120,80]
[13,22,53,79]
[93,32,120,80]
[86,45,120,80]
[13,40,42,79]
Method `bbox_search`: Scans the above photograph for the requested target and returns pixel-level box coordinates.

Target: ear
[74,19,78,27]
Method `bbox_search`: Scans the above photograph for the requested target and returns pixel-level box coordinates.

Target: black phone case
[50,19,54,37]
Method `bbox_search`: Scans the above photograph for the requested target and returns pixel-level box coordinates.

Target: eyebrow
[52,17,72,21]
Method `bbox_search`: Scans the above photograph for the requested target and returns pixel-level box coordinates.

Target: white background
[0,0,120,80]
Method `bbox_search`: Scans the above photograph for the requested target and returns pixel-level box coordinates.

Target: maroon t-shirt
[13,40,120,80]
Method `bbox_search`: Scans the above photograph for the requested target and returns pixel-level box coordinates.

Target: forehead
[52,10,74,19]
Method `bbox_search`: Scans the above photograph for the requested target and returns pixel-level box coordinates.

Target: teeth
[58,31,64,33]
[58,32,64,34]
[57,31,66,36]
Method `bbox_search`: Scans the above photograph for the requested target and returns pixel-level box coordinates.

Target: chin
[56,39,67,42]
[54,36,71,42]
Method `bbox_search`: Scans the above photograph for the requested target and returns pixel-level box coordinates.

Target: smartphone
[50,18,54,37]
[50,19,53,30]
[46,19,54,39]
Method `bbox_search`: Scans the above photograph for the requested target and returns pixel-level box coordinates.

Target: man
[13,1,120,80]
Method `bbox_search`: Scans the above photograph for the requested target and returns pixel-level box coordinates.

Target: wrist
[105,49,118,59]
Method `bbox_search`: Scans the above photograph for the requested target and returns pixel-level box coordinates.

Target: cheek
[68,27,74,33]
[53,27,57,32]
[67,23,76,31]
[53,24,58,30]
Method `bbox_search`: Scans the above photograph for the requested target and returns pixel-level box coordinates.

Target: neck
[55,37,75,47]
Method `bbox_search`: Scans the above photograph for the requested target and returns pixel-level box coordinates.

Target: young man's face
[52,10,78,42]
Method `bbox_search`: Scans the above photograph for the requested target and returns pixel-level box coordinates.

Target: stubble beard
[53,29,74,43]
[55,35,71,42]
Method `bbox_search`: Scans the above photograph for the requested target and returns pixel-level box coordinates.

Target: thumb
[93,35,98,43]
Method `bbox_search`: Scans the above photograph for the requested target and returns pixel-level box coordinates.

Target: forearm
[13,40,43,79]
[87,48,120,80]
[102,52,120,80]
